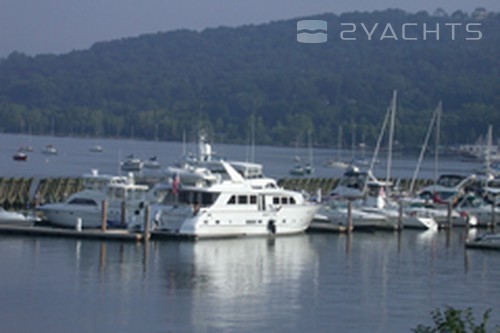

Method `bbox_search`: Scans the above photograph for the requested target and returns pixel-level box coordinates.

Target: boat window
[250,195,257,204]
[201,192,219,206]
[281,197,288,205]
[68,198,98,206]
[273,197,280,205]
[290,197,296,205]
[227,196,236,204]
[238,195,248,204]
[437,175,465,188]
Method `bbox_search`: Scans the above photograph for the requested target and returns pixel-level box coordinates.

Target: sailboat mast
[386,90,397,183]
[434,101,442,185]
[409,105,438,193]
[485,125,492,177]
[369,106,390,173]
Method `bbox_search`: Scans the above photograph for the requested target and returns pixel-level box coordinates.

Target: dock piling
[347,200,353,233]
[76,218,82,232]
[143,205,151,242]
[101,200,108,232]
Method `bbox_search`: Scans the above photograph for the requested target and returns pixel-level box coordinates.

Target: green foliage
[413,306,499,333]
[0,9,499,147]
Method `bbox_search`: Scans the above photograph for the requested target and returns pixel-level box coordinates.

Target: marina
[0,132,499,333]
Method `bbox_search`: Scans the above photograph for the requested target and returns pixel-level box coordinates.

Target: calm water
[0,133,498,332]
[0,133,479,179]
[0,230,498,333]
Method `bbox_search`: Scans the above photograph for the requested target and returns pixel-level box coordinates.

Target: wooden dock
[0,224,143,242]
[307,221,348,233]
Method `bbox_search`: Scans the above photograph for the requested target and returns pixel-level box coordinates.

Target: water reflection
[0,229,498,333]
[154,236,318,332]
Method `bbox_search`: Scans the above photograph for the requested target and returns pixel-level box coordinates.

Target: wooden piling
[101,200,108,232]
[347,200,353,233]
[447,201,453,229]
[120,200,126,228]
[491,195,497,232]
[397,200,403,231]
[143,205,151,242]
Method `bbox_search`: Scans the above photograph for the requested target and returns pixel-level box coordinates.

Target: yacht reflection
[158,235,318,296]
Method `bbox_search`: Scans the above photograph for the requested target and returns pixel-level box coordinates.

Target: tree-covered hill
[0,8,499,148]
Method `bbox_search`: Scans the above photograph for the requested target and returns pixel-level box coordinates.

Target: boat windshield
[162,189,220,207]
[67,198,98,206]
[436,175,466,188]
[339,172,367,191]
[460,195,487,208]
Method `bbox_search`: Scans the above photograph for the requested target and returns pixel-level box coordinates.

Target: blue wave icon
[297,20,328,43]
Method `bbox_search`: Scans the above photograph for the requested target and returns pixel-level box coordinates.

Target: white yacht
[143,156,161,169]
[454,193,500,227]
[38,170,149,229]
[121,154,143,172]
[0,207,38,226]
[151,161,319,238]
[327,166,438,230]
[41,144,58,155]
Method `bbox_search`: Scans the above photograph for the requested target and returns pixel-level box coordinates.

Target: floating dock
[0,224,143,242]
[307,221,348,233]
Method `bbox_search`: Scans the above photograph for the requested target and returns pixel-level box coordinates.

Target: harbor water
[0,133,498,332]
[0,230,498,332]
[0,133,479,180]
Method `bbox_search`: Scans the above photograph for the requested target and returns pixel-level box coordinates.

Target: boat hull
[39,204,103,228]
[154,204,319,238]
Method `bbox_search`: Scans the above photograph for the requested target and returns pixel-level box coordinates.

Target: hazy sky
[1,0,498,57]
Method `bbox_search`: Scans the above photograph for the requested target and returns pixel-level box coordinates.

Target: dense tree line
[0,8,498,149]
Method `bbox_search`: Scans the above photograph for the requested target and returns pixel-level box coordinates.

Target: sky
[1,0,499,57]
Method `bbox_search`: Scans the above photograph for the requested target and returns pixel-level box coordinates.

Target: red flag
[432,192,448,205]
[172,174,180,196]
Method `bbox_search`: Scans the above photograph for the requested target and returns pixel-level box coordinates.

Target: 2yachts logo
[297,20,482,42]
[296,20,328,43]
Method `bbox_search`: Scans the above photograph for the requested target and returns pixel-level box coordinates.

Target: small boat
[0,207,38,226]
[89,145,103,153]
[13,150,28,161]
[41,144,58,155]
[121,154,143,172]
[143,156,161,169]
[289,163,305,176]
[466,233,500,251]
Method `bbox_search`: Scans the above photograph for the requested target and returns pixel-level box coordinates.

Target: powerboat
[121,154,143,172]
[89,145,103,153]
[466,232,500,250]
[0,207,38,226]
[151,161,319,238]
[41,144,58,155]
[143,156,161,169]
[454,193,500,227]
[38,170,149,229]
[13,149,28,161]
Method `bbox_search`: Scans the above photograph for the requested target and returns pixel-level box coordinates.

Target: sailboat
[324,126,349,169]
[289,131,315,176]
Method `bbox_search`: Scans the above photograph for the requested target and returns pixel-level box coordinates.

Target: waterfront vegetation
[413,307,498,333]
[0,9,498,149]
